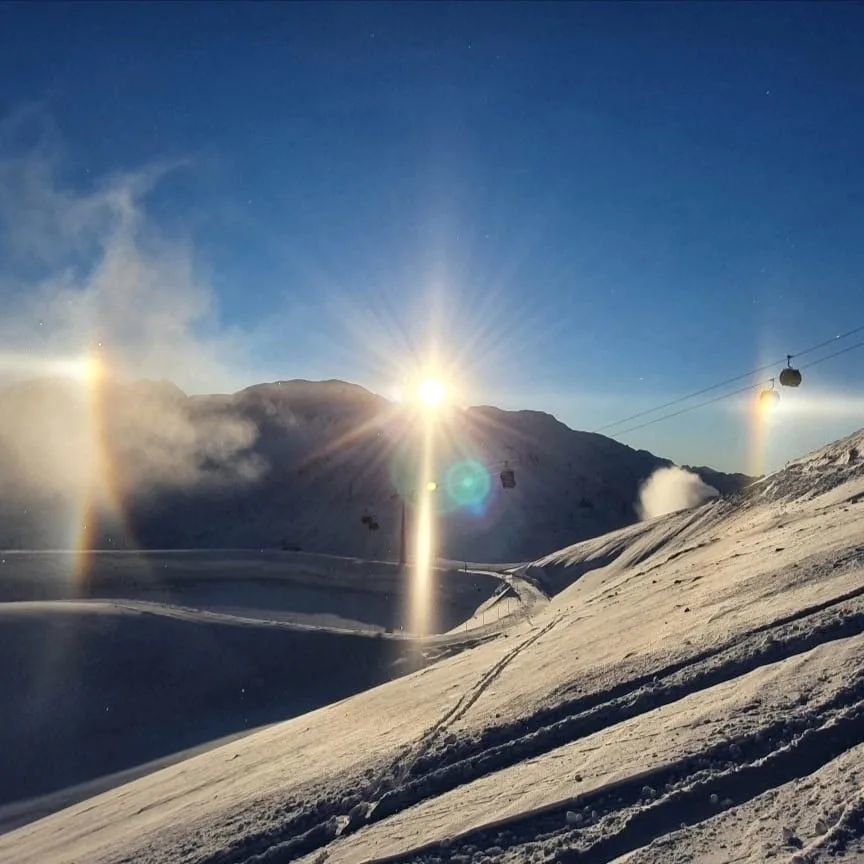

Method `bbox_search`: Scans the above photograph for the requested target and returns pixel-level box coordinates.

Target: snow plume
[637,466,719,520]
[0,107,249,392]
[0,378,264,500]
[0,108,263,504]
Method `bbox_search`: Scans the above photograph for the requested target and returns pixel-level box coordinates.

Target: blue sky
[1,1,863,472]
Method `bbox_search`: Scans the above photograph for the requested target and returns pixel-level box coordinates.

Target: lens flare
[410,413,437,635]
[445,459,491,510]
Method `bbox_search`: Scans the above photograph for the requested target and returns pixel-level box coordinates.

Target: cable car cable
[609,380,770,437]
[798,338,864,371]
[592,360,782,433]
[788,325,864,362]
[593,323,864,434]
[609,338,864,438]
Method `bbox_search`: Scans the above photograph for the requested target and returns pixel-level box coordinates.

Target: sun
[417,377,446,408]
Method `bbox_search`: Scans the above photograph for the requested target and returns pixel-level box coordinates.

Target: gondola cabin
[779,367,802,387]
[500,467,516,489]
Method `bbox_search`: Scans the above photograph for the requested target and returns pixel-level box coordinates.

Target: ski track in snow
[371,689,864,863]
[242,583,864,864]
[188,575,864,864]
[193,613,565,864]
[388,614,564,787]
[2,429,864,864]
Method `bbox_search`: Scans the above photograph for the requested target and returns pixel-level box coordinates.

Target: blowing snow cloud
[637,466,719,520]
[0,109,265,540]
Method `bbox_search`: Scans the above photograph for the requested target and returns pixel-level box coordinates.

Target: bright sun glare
[417,377,446,408]
[40,351,105,384]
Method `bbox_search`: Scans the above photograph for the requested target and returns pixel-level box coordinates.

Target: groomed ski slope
[2,429,863,864]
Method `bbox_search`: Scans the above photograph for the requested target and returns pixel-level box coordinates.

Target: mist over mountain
[0,378,756,561]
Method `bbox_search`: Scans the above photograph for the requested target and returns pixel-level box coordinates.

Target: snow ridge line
[558,700,864,863]
[218,591,864,864]
[368,686,864,863]
[566,568,864,715]
[625,506,710,567]
[101,599,406,639]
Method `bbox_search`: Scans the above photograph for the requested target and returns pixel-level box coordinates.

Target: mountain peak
[0,375,757,560]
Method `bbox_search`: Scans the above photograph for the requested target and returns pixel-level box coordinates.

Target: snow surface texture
[1,429,863,863]
[0,378,754,561]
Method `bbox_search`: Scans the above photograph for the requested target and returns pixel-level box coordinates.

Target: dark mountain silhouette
[0,378,756,561]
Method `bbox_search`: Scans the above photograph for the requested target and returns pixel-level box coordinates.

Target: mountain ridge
[0,377,756,560]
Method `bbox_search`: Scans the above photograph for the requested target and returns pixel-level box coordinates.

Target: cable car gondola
[499,463,516,489]
[779,355,802,388]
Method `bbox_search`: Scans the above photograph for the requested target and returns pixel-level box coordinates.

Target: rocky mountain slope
[0,378,753,561]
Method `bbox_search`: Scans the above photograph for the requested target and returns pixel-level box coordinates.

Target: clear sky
[1,1,863,473]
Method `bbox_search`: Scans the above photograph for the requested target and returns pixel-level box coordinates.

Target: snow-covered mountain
[0,378,753,561]
[3,427,862,863]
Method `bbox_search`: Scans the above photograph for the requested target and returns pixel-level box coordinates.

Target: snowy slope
[0,378,753,561]
[0,549,499,633]
[0,600,417,814]
[1,429,862,864]
[0,553,501,825]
